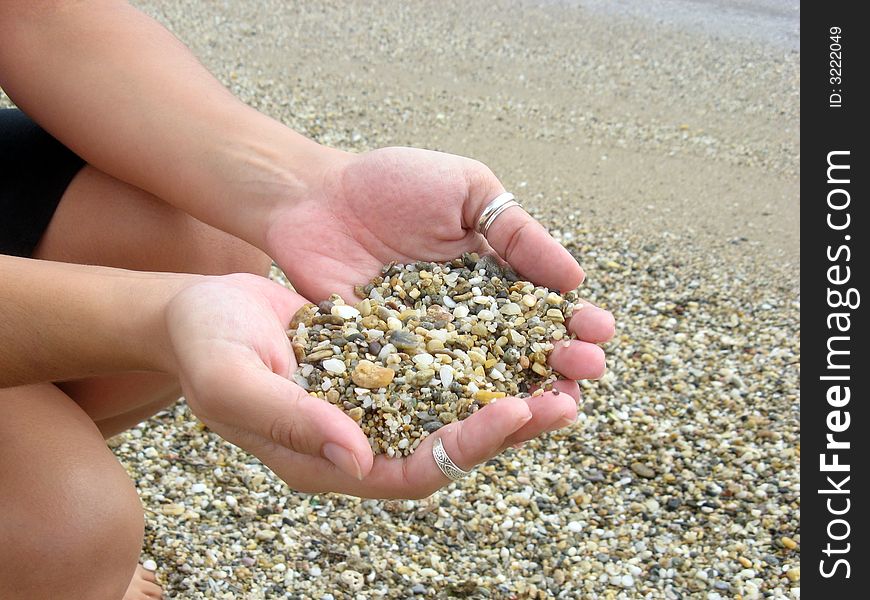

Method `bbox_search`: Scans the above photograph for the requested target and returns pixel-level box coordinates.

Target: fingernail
[558,414,578,427]
[322,442,363,480]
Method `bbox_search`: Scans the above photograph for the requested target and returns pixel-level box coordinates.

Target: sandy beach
[6,0,799,597]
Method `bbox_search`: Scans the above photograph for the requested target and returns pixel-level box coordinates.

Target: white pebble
[321,377,332,391]
[621,574,635,588]
[310,565,322,577]
[322,358,346,374]
[477,309,495,321]
[190,483,207,494]
[142,559,158,572]
[413,353,435,366]
[453,305,470,319]
[429,329,449,342]
[567,521,583,533]
[377,343,396,362]
[442,296,456,308]
[439,366,454,387]
[225,495,238,508]
[500,302,522,315]
[420,568,439,578]
[331,305,360,320]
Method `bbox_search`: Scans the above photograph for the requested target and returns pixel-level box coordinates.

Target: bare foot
[123,564,163,599]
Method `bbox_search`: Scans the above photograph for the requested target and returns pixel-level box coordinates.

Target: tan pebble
[786,568,800,582]
[302,349,333,363]
[531,362,549,376]
[546,292,563,305]
[468,350,486,364]
[414,369,436,385]
[738,556,752,568]
[360,315,384,330]
[289,303,317,328]
[471,323,489,337]
[474,390,506,404]
[509,330,527,345]
[781,536,797,550]
[340,569,365,591]
[531,388,544,397]
[522,294,537,307]
[162,504,185,516]
[236,566,252,579]
[348,407,365,422]
[519,355,530,369]
[356,298,372,317]
[351,360,395,389]
[545,308,565,322]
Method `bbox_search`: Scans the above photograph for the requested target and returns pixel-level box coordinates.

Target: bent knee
[0,461,143,598]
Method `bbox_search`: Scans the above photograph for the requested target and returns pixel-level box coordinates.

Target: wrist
[210,106,352,251]
[113,271,203,375]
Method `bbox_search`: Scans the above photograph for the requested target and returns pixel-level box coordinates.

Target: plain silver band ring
[432,437,471,481]
[477,192,522,238]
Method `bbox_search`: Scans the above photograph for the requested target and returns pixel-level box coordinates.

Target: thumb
[204,363,374,480]
[463,172,584,291]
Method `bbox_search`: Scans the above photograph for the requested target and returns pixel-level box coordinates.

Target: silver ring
[432,437,471,481]
[476,192,522,238]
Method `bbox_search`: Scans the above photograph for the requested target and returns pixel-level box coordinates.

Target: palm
[250,146,616,498]
[268,147,495,302]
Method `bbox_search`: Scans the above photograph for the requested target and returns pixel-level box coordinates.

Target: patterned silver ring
[476,192,522,238]
[432,437,472,481]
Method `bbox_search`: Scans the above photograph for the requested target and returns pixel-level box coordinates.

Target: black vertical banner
[802,4,867,597]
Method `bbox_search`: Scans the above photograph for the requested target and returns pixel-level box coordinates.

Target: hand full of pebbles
[288,253,579,457]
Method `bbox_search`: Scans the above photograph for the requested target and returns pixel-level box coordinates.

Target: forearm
[0,0,337,249]
[0,254,189,387]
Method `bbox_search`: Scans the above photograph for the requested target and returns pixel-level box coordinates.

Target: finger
[353,396,533,497]
[481,204,585,292]
[203,363,374,480]
[548,339,607,380]
[242,397,535,499]
[502,380,580,449]
[567,300,616,343]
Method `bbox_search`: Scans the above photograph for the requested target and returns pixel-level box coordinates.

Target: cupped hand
[267,146,587,301]
[266,145,614,376]
[162,273,612,499]
[164,274,373,481]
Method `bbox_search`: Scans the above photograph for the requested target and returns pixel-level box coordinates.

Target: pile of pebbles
[288,253,578,456]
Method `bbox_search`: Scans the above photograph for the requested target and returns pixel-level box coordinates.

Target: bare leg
[34,165,272,433]
[0,384,147,599]
[16,165,273,597]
